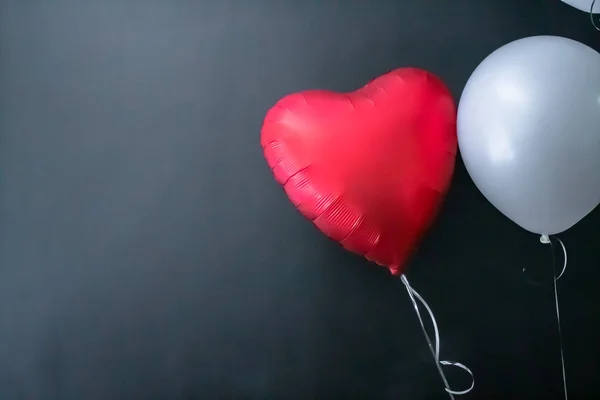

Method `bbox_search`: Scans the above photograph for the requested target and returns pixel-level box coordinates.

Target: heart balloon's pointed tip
[388,265,402,276]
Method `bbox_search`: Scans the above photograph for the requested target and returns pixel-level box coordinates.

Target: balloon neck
[389,266,401,276]
[540,234,551,244]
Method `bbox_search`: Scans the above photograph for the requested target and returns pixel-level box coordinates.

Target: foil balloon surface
[261,68,457,274]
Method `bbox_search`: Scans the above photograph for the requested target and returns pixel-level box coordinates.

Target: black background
[1,0,599,399]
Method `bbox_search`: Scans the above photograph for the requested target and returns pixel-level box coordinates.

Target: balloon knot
[540,234,550,244]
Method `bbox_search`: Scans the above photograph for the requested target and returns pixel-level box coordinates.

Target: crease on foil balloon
[401,275,475,398]
[523,236,568,400]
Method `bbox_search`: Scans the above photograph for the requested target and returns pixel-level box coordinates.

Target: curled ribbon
[591,0,600,31]
[400,274,475,399]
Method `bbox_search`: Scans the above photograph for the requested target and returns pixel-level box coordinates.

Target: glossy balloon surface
[458,36,600,235]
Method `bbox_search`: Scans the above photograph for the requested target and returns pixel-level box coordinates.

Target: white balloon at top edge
[561,0,600,13]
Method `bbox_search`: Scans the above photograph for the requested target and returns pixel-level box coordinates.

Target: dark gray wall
[0,0,599,398]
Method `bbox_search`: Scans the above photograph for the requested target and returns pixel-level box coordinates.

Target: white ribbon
[400,274,474,399]
[591,0,600,31]
[541,236,568,400]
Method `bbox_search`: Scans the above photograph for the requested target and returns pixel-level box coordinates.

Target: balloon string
[545,236,568,400]
[591,0,600,31]
[400,274,474,398]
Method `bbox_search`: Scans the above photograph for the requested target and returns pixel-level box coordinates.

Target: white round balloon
[457,36,600,235]
[561,0,599,13]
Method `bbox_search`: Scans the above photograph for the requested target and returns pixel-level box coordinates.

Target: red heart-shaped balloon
[261,68,456,275]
